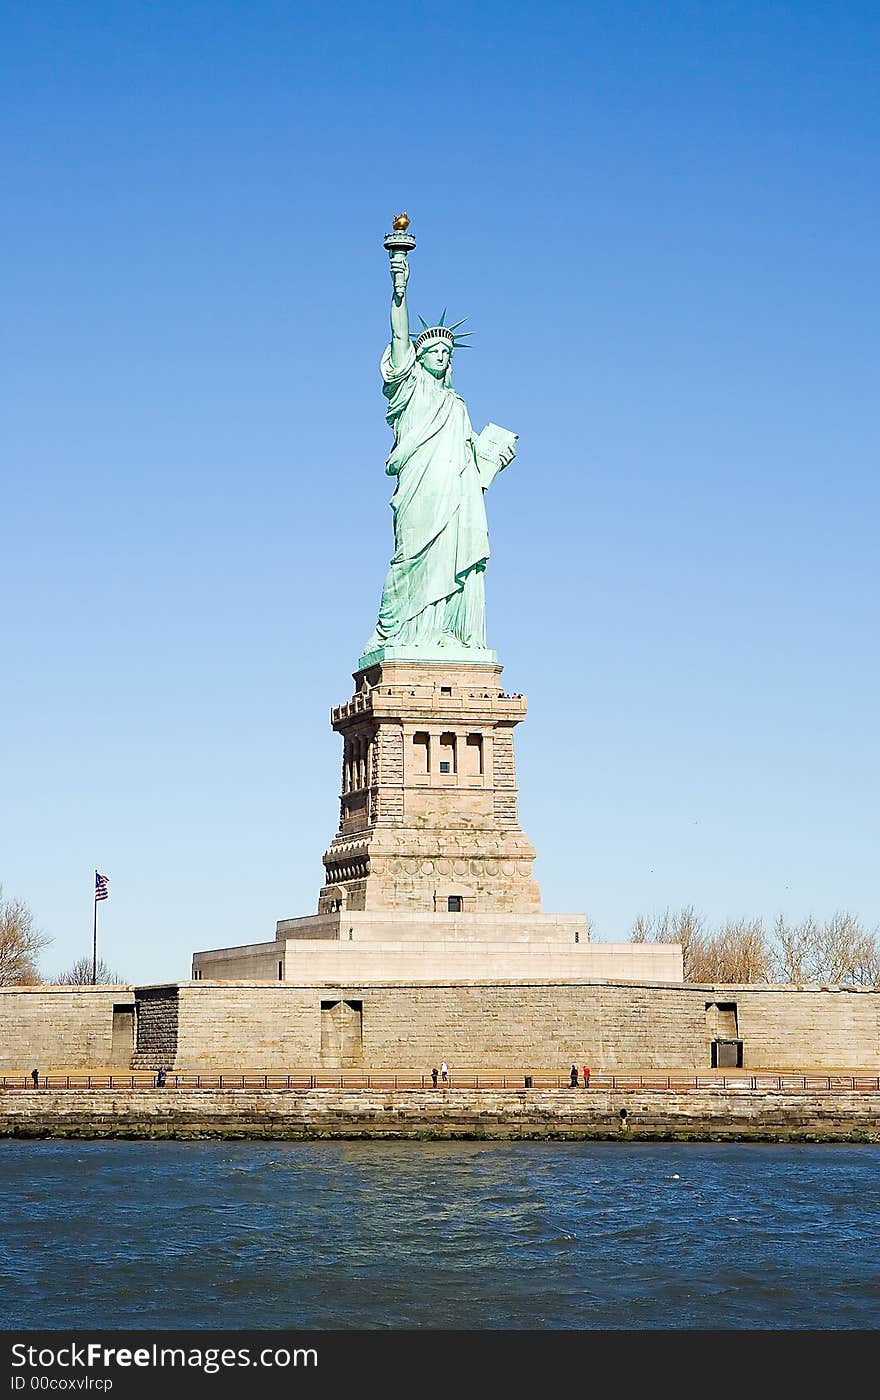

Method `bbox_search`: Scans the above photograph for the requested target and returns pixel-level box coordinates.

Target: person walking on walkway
[431,1066,439,1089]
[569,1063,579,1088]
[582,1065,590,1088]
[441,1061,449,1085]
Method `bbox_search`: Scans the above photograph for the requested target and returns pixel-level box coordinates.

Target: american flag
[94,871,109,901]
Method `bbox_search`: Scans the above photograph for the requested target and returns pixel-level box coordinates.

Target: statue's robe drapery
[363,344,490,654]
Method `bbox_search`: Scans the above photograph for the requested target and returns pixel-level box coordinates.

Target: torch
[384,212,416,298]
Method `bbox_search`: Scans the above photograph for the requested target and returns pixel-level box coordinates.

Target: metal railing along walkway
[3,1072,879,1092]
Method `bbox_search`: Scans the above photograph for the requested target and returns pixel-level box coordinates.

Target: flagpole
[92,871,98,985]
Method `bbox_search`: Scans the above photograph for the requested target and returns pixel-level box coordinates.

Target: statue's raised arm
[389,249,411,369]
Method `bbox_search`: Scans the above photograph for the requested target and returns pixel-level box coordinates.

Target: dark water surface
[1,1139,878,1330]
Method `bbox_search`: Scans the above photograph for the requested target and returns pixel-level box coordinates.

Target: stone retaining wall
[166,979,880,1072]
[2,980,877,1075]
[2,1087,879,1141]
[0,987,135,1071]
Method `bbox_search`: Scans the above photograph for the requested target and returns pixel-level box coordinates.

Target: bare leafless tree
[848,929,880,987]
[54,955,123,985]
[0,886,51,985]
[709,918,775,982]
[629,905,711,980]
[772,913,822,983]
[823,912,879,985]
[772,912,880,986]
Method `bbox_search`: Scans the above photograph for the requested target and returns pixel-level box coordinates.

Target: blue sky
[2,1,877,984]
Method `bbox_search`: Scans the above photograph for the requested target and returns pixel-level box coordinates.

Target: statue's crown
[413,311,472,354]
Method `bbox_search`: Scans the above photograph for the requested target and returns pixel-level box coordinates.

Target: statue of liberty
[361,216,517,666]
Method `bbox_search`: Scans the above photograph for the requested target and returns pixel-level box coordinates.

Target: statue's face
[419,342,452,378]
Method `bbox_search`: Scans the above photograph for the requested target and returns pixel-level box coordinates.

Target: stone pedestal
[318,659,542,916]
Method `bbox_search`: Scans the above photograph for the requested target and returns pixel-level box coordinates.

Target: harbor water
[1,1138,878,1331]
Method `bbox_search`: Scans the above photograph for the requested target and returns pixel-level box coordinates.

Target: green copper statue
[360,215,517,667]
